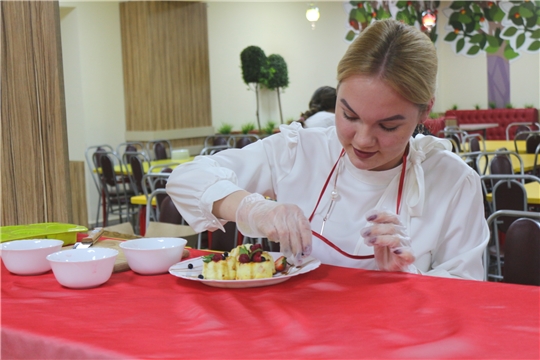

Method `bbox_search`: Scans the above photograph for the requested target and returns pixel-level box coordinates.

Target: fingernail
[393,249,402,255]
[361,229,371,237]
[368,237,377,245]
[367,215,377,221]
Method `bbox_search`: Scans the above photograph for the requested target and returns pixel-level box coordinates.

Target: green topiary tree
[240,46,267,132]
[260,54,289,124]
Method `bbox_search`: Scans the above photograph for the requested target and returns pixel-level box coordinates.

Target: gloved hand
[236,193,312,265]
[361,209,416,272]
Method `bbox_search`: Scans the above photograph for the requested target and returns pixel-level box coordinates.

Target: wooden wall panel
[120,1,212,133]
[1,1,71,226]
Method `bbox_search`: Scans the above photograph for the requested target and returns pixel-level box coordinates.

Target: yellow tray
[0,223,88,246]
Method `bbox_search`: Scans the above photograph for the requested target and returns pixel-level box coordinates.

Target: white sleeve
[166,124,302,233]
[423,170,490,280]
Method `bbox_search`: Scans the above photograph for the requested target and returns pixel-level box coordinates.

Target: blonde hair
[337,19,437,113]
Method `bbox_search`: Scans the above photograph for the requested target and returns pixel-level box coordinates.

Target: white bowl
[119,237,187,275]
[46,248,118,289]
[1,239,64,275]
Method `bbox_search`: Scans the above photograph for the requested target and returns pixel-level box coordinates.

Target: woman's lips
[353,148,377,159]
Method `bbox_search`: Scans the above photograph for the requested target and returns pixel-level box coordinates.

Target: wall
[60,2,126,226]
[58,1,539,226]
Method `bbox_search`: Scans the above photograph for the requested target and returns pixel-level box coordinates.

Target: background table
[2,250,538,359]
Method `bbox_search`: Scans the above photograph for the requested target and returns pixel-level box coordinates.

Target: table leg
[102,189,107,227]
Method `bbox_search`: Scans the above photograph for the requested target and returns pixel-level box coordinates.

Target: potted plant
[240,46,267,133]
[214,123,233,146]
[260,54,289,124]
[262,120,277,137]
[236,122,257,148]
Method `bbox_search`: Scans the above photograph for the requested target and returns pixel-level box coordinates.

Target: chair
[200,145,231,155]
[481,175,539,280]
[117,142,145,159]
[484,210,540,280]
[475,150,523,176]
[231,134,259,148]
[204,135,235,148]
[514,125,531,141]
[85,144,114,227]
[525,132,540,154]
[506,122,540,141]
[141,172,171,222]
[533,144,540,177]
[503,218,540,286]
[145,188,202,249]
[146,139,172,160]
[95,151,137,227]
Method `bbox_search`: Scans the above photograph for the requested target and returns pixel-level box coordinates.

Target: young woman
[298,86,337,128]
[167,19,489,280]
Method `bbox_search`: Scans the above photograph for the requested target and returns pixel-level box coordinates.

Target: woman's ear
[420,98,435,123]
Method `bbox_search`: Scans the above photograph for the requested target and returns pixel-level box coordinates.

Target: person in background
[297,86,337,128]
[167,19,489,280]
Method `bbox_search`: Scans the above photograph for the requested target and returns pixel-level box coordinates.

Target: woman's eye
[380,124,399,132]
[342,111,357,120]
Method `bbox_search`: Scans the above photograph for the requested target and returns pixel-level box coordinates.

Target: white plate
[168,252,321,289]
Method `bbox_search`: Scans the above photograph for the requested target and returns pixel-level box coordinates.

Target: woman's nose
[353,123,376,147]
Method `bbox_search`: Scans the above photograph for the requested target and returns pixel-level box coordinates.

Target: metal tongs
[73,228,104,249]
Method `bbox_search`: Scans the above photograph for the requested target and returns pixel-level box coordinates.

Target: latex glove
[361,209,416,272]
[236,193,312,265]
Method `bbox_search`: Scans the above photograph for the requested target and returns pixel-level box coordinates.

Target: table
[486,181,540,205]
[115,157,194,175]
[2,251,538,359]
[459,123,500,139]
[482,140,526,153]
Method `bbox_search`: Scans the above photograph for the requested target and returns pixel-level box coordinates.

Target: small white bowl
[119,237,187,275]
[1,239,64,275]
[46,248,118,289]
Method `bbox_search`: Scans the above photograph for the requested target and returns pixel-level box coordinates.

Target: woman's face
[336,75,429,171]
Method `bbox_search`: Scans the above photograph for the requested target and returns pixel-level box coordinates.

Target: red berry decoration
[212,254,222,262]
[239,254,250,263]
[252,252,262,263]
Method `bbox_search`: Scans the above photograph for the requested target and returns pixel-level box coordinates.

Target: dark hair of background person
[297,86,337,127]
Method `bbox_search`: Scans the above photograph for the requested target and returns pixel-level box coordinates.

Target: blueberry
[261,256,266,262]
[198,274,204,279]
[188,263,193,269]
[223,252,229,258]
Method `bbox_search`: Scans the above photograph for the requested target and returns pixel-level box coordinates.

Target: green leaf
[456,38,465,53]
[450,12,461,22]
[519,7,534,18]
[467,45,481,55]
[469,34,483,44]
[516,33,526,49]
[450,1,465,10]
[528,40,540,51]
[486,35,499,47]
[239,246,250,255]
[494,7,505,22]
[503,26,518,37]
[485,45,499,54]
[396,0,407,8]
[458,14,472,23]
[531,29,540,39]
[345,30,356,42]
[472,3,482,13]
[356,10,366,23]
[202,255,214,263]
[504,44,520,60]
[444,32,458,42]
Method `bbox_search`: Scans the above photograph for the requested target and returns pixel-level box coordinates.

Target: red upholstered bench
[444,108,539,140]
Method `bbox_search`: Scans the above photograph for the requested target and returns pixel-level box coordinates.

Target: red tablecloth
[1,249,539,359]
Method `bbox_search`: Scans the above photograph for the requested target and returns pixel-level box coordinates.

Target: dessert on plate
[202,244,277,280]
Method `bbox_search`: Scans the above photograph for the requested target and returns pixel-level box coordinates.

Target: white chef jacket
[167,123,489,280]
[304,111,335,128]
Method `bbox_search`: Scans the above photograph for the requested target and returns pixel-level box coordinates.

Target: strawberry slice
[274,256,287,272]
